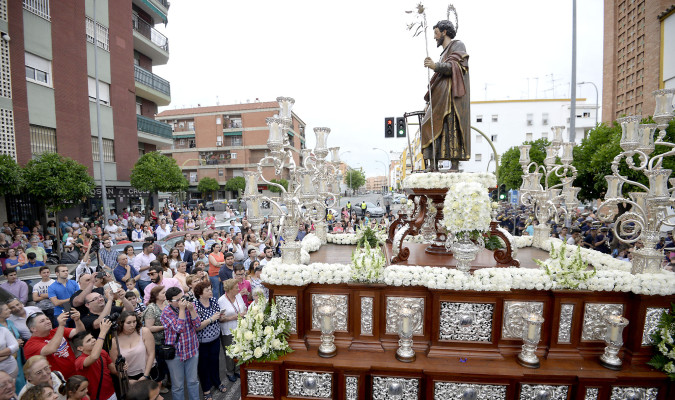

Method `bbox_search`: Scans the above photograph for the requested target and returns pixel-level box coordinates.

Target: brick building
[0,0,172,222]
[156,101,306,199]
[365,176,387,193]
[602,0,673,121]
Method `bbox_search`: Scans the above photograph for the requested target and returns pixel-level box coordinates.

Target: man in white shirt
[133,242,156,294]
[259,247,274,266]
[155,219,171,241]
[7,298,42,340]
[104,219,118,236]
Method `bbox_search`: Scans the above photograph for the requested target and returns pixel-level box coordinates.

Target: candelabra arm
[648,141,675,170]
[256,166,288,195]
[610,153,650,192]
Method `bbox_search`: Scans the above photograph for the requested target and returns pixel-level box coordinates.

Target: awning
[173,134,195,139]
[141,0,168,24]
[223,131,243,136]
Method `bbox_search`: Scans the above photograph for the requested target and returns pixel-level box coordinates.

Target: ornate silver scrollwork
[287,371,332,398]
[275,296,297,334]
[247,370,273,397]
[345,376,359,400]
[439,302,494,342]
[609,386,659,400]
[385,297,424,335]
[502,301,544,339]
[558,304,575,343]
[311,294,348,332]
[584,387,599,400]
[581,303,624,341]
[361,297,373,335]
[642,307,668,346]
[519,384,569,400]
[434,382,507,400]
[372,376,418,400]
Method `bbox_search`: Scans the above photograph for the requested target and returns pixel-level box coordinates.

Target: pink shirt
[143,277,183,304]
[238,280,252,307]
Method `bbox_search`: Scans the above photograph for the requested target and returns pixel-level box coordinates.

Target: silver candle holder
[516,312,545,368]
[317,304,337,358]
[395,307,416,362]
[599,314,629,370]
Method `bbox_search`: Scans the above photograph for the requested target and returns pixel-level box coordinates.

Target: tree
[498,138,553,191]
[344,168,366,192]
[197,177,220,200]
[0,155,23,197]
[269,179,289,193]
[22,153,95,212]
[130,152,188,208]
[225,176,246,193]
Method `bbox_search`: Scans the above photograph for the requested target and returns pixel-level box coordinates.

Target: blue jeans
[209,276,221,299]
[166,354,199,400]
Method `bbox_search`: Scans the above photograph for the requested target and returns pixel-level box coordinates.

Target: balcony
[132,0,170,25]
[132,15,169,65]
[134,65,171,106]
[137,114,173,146]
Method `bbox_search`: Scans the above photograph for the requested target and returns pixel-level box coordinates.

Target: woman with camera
[109,311,155,383]
[193,281,226,399]
[160,288,200,400]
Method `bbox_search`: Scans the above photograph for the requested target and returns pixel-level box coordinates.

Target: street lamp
[373,147,391,191]
[375,160,388,194]
[578,81,599,127]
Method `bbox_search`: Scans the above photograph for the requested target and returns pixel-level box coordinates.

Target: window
[583,112,591,118]
[475,134,482,143]
[188,121,194,131]
[23,0,50,20]
[542,113,549,125]
[231,136,242,146]
[526,132,533,141]
[490,135,497,142]
[526,113,533,126]
[541,131,548,140]
[25,52,51,86]
[475,154,482,162]
[30,125,56,157]
[1,38,10,98]
[476,115,483,123]
[91,137,115,162]
[491,115,498,122]
[85,17,109,51]
[87,77,110,105]
[179,139,185,145]
[231,152,237,159]
[218,169,224,177]
[189,172,197,183]
[136,103,141,115]
[216,117,221,125]
[216,136,223,146]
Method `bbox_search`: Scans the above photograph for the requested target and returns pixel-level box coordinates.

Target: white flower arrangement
[226,295,293,365]
[301,249,310,265]
[402,172,497,190]
[351,242,386,283]
[535,242,596,289]
[301,233,321,253]
[327,233,358,245]
[647,304,675,379]
[441,181,492,239]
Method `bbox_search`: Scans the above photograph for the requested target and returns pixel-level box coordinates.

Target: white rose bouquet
[226,295,293,365]
[301,233,322,253]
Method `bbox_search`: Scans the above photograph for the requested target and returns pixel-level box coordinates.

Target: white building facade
[461,98,598,173]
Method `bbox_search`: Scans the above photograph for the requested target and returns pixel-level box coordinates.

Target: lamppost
[373,147,391,191]
[376,160,388,195]
[578,81,599,127]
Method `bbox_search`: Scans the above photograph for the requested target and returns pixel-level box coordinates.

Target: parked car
[205,201,214,210]
[111,229,216,255]
[359,202,385,218]
[188,199,204,210]
[213,217,243,231]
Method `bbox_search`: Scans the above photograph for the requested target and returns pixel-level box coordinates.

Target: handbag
[158,332,180,360]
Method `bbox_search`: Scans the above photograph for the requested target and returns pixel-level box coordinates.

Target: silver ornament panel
[346,376,358,400]
[439,302,494,342]
[385,297,425,335]
[584,387,599,400]
[502,301,544,339]
[609,386,659,400]
[287,370,332,399]
[558,304,575,344]
[372,376,419,400]
[642,307,668,346]
[519,384,569,400]
[276,296,297,334]
[361,297,373,335]
[247,370,273,397]
[581,303,624,341]
[311,294,348,332]
[434,381,507,400]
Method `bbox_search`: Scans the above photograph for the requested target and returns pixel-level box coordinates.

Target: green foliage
[647,303,675,380]
[356,226,379,248]
[130,152,188,193]
[269,179,289,193]
[22,153,95,212]
[224,176,246,192]
[197,177,220,198]
[344,168,366,191]
[484,234,505,251]
[535,242,596,289]
[0,155,23,196]
[497,138,560,190]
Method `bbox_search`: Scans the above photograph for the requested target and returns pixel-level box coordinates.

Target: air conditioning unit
[216,137,223,147]
[231,153,237,159]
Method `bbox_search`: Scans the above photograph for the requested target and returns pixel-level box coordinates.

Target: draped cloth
[421,39,470,166]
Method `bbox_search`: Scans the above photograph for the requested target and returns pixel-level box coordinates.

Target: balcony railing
[137,115,172,139]
[134,65,170,97]
[132,15,169,52]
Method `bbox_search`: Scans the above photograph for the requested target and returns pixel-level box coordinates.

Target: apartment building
[365,176,387,193]
[156,101,306,198]
[1,0,172,221]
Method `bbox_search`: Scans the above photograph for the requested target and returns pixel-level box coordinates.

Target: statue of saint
[421,19,470,171]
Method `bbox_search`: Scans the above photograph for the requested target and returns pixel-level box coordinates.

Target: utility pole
[570,0,578,142]
[93,0,110,219]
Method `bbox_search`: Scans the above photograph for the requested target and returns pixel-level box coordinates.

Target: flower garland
[301,233,321,253]
[402,172,497,190]
[226,296,293,365]
[647,304,675,379]
[441,181,492,239]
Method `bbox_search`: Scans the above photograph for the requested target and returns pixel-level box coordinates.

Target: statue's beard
[436,35,444,47]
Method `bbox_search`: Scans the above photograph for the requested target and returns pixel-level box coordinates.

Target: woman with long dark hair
[109,311,155,384]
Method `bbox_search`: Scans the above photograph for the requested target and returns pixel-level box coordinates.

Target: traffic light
[498,184,507,200]
[385,117,395,138]
[396,117,406,137]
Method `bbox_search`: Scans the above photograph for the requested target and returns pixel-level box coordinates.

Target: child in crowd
[125,278,141,298]
[44,235,54,254]
[73,319,118,400]
[64,375,90,400]
[125,291,146,316]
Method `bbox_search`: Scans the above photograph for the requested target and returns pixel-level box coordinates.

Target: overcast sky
[155,0,604,177]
